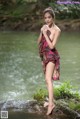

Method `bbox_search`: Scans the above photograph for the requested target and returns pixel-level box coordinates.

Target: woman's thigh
[45,62,55,80]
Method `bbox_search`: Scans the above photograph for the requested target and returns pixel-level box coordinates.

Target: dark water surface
[8,111,69,119]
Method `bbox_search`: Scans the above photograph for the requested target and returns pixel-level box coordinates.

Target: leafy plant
[33,81,80,101]
[33,88,48,101]
[54,81,80,100]
[69,101,80,111]
[49,1,80,19]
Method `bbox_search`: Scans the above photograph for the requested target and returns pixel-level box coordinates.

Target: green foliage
[69,101,76,110]
[24,0,37,2]
[33,82,80,112]
[54,81,80,100]
[0,1,30,17]
[0,0,80,20]
[54,81,72,99]
[33,88,48,102]
[33,81,80,102]
[0,0,23,6]
[75,104,80,111]
[49,1,80,19]
[37,0,50,7]
[69,101,80,111]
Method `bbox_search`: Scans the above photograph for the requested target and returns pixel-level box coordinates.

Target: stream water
[0,31,80,103]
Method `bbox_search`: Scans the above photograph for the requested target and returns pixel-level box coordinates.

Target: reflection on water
[0,31,80,102]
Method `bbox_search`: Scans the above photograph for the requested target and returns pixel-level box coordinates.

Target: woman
[37,7,61,115]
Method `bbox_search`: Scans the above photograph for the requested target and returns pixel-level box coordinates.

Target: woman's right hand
[41,25,49,33]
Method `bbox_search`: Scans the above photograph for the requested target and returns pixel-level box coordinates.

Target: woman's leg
[45,62,55,115]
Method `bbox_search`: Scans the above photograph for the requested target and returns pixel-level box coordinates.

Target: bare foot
[43,101,49,107]
[46,104,55,115]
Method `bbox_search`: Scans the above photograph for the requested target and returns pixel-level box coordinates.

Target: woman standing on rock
[37,7,61,115]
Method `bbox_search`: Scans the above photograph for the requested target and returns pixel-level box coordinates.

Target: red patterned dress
[38,30,60,80]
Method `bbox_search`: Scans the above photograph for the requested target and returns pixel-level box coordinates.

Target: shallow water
[0,31,80,102]
[8,111,69,119]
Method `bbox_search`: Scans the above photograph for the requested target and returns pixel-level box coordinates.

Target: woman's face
[44,12,53,26]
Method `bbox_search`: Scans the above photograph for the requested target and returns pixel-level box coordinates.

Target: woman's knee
[45,76,52,84]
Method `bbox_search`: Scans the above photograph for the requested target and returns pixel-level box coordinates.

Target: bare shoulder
[54,25,61,33]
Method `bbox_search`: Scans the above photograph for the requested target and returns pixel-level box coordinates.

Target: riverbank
[33,82,80,118]
[0,15,80,31]
[0,100,70,119]
[0,82,80,119]
[0,1,80,31]
[0,99,76,119]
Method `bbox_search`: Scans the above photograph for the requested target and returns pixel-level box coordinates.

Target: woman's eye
[44,17,50,19]
[48,16,51,18]
[44,17,47,19]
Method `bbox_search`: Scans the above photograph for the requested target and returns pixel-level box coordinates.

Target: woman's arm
[37,25,48,45]
[37,32,42,45]
[43,28,61,49]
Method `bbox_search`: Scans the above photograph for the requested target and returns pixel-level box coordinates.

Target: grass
[33,81,80,101]
[69,100,80,111]
[33,88,48,102]
[33,81,80,111]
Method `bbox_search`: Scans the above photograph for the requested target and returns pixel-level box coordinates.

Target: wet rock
[0,100,44,114]
[0,99,80,119]
[55,99,80,119]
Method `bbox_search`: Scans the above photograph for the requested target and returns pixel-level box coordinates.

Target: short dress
[38,30,60,80]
